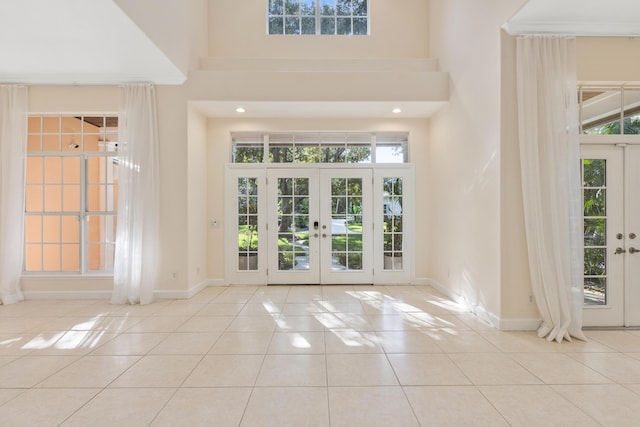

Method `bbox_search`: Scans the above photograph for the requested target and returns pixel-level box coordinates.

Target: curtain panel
[0,85,28,305]
[516,36,585,342]
[112,84,160,305]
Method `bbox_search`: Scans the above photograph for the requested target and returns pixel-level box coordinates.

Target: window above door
[231,131,408,164]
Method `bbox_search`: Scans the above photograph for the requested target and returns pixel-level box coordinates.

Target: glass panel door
[319,169,373,284]
[267,168,373,284]
[226,168,267,285]
[267,169,320,284]
[625,146,640,326]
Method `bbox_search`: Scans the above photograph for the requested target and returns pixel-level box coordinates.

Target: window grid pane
[277,178,310,271]
[269,0,368,35]
[24,114,118,274]
[232,132,404,164]
[331,178,363,271]
[582,158,607,305]
[238,178,259,271]
[383,177,404,271]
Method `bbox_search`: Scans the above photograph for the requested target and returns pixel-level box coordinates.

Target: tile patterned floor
[1,285,640,426]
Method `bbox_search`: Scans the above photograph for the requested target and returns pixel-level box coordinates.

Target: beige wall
[187,105,209,288]
[115,0,209,75]
[154,86,190,293]
[499,32,538,322]
[428,0,531,326]
[577,37,640,83]
[208,0,428,59]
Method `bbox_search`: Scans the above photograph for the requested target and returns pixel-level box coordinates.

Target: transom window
[24,115,119,274]
[232,132,408,164]
[580,86,640,135]
[268,0,368,35]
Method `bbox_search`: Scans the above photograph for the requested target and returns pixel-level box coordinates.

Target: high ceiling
[1,1,639,89]
[0,0,185,84]
[504,0,640,36]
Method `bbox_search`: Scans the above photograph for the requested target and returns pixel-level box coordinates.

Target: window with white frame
[232,132,408,164]
[24,115,119,273]
[580,86,640,135]
[268,0,368,35]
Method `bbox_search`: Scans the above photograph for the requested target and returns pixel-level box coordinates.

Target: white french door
[266,168,373,284]
[582,144,640,327]
[225,165,414,286]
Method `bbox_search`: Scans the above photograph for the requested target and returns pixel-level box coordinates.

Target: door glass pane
[582,159,607,305]
[278,178,309,271]
[383,177,403,270]
[331,178,363,271]
[238,178,259,271]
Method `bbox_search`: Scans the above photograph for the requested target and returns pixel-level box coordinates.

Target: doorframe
[581,136,640,327]
[224,163,415,286]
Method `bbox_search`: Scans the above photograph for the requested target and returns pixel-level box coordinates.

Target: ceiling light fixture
[235,107,246,113]
[392,108,402,114]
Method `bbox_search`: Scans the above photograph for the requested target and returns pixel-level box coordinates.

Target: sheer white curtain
[112,84,160,305]
[0,85,28,305]
[516,36,586,342]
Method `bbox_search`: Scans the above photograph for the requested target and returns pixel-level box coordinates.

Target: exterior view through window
[232,132,407,164]
[268,0,368,35]
[24,115,118,273]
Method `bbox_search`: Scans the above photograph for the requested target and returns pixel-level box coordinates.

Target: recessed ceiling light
[392,108,402,114]
[235,107,246,113]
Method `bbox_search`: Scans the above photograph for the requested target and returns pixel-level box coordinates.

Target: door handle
[615,247,626,254]
[313,233,319,238]
[630,247,640,254]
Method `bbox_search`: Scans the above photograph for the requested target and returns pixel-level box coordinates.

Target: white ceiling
[505,0,640,36]
[0,0,185,84]
[3,0,640,118]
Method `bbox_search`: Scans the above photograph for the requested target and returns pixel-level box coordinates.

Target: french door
[582,144,640,327]
[266,168,372,284]
[225,165,413,285]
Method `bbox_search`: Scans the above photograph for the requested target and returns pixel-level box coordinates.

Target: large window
[268,0,368,35]
[24,115,118,274]
[232,132,408,164]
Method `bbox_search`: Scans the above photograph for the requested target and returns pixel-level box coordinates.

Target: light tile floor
[1,285,640,426]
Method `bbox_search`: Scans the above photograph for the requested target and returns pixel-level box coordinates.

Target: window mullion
[81,155,88,274]
[316,0,320,34]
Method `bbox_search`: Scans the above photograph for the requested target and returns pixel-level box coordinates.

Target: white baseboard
[154,279,219,300]
[207,278,227,287]
[420,277,541,331]
[498,318,543,331]
[23,290,112,300]
[23,279,227,301]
